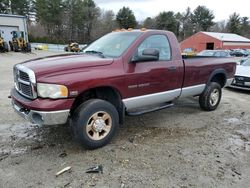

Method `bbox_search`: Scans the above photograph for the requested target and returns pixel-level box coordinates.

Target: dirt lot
[0,51,250,188]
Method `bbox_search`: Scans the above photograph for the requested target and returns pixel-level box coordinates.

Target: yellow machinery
[64,42,80,52]
[0,30,9,52]
[9,31,31,52]
[181,48,196,56]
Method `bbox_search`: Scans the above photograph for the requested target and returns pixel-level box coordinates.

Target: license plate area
[235,80,245,86]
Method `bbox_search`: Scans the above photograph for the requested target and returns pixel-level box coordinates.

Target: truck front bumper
[12,100,70,125]
[225,78,234,87]
[11,88,73,125]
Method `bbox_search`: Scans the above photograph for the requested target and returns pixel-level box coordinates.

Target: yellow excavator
[9,31,31,52]
[64,42,80,52]
[0,30,9,52]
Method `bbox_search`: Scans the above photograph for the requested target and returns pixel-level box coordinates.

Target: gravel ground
[0,51,250,188]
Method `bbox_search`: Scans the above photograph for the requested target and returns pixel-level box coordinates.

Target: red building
[180,31,250,52]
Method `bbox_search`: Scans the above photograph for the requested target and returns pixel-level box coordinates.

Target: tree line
[1,0,249,44]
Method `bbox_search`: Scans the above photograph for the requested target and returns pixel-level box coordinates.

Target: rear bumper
[12,100,70,125]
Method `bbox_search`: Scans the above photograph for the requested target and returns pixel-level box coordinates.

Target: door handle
[168,66,177,71]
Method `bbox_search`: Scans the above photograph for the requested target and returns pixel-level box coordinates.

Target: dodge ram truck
[11,29,236,149]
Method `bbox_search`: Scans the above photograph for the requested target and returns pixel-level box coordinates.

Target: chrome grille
[18,82,32,96]
[14,65,37,99]
[19,71,29,81]
[235,76,250,82]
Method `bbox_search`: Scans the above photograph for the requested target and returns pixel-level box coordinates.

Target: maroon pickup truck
[11,29,236,149]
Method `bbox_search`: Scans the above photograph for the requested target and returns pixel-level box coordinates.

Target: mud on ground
[0,52,250,188]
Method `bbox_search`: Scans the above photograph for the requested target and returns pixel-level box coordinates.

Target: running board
[126,102,174,116]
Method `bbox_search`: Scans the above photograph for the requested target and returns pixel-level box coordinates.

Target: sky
[95,0,249,22]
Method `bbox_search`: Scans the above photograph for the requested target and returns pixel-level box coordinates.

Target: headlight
[37,83,68,99]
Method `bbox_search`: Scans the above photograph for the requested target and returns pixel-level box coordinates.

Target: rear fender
[207,68,227,87]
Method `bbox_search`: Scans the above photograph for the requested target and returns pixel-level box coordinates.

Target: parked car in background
[243,49,250,56]
[197,50,231,57]
[230,49,248,57]
[229,57,250,90]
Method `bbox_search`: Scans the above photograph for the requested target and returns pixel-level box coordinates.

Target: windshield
[242,58,250,66]
[83,32,142,58]
[13,31,23,38]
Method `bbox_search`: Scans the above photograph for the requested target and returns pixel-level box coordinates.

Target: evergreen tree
[143,17,155,29]
[155,11,178,33]
[240,17,250,37]
[226,12,241,34]
[0,0,10,13]
[191,6,215,31]
[116,7,137,29]
[10,0,30,16]
[35,0,64,38]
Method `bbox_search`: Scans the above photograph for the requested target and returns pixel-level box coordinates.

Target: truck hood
[235,65,250,77]
[21,53,114,77]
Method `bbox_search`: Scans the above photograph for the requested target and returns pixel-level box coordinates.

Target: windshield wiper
[85,50,106,58]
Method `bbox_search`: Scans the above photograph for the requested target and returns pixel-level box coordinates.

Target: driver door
[123,34,183,109]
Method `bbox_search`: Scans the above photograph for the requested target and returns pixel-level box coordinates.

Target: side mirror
[132,48,160,63]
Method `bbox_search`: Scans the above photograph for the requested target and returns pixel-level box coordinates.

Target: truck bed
[182,56,236,88]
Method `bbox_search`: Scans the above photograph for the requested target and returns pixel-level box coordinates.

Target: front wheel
[13,43,19,52]
[72,99,119,149]
[26,43,31,52]
[199,82,222,111]
[9,42,13,51]
[3,42,9,52]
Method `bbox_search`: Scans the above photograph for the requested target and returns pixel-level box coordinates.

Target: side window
[137,35,171,61]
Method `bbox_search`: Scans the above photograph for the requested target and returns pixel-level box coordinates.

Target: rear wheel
[13,43,19,52]
[26,43,31,52]
[9,42,13,51]
[199,82,222,111]
[72,99,119,149]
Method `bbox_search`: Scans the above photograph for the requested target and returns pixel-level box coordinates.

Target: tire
[9,42,13,51]
[13,43,19,52]
[26,43,31,52]
[199,82,222,111]
[3,42,9,52]
[72,99,119,149]
[64,47,68,52]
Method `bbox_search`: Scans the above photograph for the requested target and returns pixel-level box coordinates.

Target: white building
[0,14,28,43]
